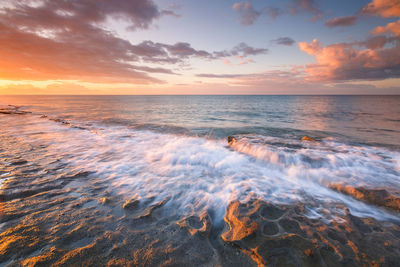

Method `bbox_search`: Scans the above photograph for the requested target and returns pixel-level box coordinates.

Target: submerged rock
[177,212,211,236]
[99,197,110,205]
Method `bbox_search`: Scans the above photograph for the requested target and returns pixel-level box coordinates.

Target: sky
[0,0,400,95]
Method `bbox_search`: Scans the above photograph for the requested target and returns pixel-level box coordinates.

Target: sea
[1,95,400,266]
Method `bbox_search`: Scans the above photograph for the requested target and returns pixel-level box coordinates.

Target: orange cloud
[0,1,268,86]
[362,0,400,37]
[373,19,400,36]
[297,0,400,82]
[361,0,400,18]
[298,39,400,81]
[298,39,322,55]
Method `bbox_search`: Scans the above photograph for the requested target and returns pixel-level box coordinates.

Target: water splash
[1,112,399,223]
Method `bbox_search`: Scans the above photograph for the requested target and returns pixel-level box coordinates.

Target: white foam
[2,114,400,222]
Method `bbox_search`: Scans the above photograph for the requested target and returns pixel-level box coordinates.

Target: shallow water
[1,95,400,266]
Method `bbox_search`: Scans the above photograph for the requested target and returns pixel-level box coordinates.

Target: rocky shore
[1,188,400,266]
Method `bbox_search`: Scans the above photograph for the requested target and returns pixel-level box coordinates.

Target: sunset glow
[1,0,399,95]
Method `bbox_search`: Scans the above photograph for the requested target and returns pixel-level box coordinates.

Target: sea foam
[1,112,400,223]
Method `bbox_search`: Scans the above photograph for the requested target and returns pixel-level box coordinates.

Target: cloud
[298,39,322,54]
[271,37,296,46]
[162,42,212,58]
[298,38,400,81]
[194,69,399,94]
[230,42,269,56]
[360,0,400,18]
[364,35,389,49]
[232,0,322,26]
[0,0,177,83]
[372,19,400,36]
[211,43,268,65]
[325,16,357,27]
[0,0,268,84]
[232,2,261,25]
[361,0,400,37]
[289,0,323,21]
[264,7,283,20]
[296,0,400,84]
[196,74,246,78]
[0,21,170,83]
[197,68,304,83]
[232,2,283,25]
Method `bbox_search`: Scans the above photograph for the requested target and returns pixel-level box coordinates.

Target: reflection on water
[1,95,400,146]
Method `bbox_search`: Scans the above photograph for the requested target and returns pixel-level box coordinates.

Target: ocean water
[1,95,400,265]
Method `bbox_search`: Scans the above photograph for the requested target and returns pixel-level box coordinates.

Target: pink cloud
[362,0,400,37]
[298,39,322,54]
[0,1,267,84]
[298,38,400,81]
[297,0,400,82]
[373,19,400,36]
[361,0,400,18]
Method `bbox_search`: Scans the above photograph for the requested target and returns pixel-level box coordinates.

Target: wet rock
[99,197,110,205]
[49,118,71,125]
[219,199,400,266]
[122,194,140,209]
[21,246,63,266]
[279,218,303,235]
[0,108,31,115]
[177,212,211,236]
[221,201,258,242]
[329,184,400,212]
[259,204,285,220]
[137,199,168,219]
[301,136,315,142]
[227,136,237,145]
[10,159,28,166]
[262,222,279,236]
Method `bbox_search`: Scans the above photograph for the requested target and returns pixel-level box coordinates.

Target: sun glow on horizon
[0,0,399,95]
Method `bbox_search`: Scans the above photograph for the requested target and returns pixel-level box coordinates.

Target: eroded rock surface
[220,199,400,267]
[329,184,400,212]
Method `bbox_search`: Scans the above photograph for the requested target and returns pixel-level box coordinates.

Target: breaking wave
[1,110,399,224]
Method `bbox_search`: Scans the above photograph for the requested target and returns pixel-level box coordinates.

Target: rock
[99,197,110,205]
[301,136,315,142]
[122,195,140,209]
[177,212,211,236]
[279,219,303,234]
[262,222,279,236]
[221,201,258,242]
[227,136,237,145]
[10,160,28,166]
[218,198,400,266]
[329,184,400,212]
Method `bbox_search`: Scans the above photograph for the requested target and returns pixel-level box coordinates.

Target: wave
[1,111,400,223]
